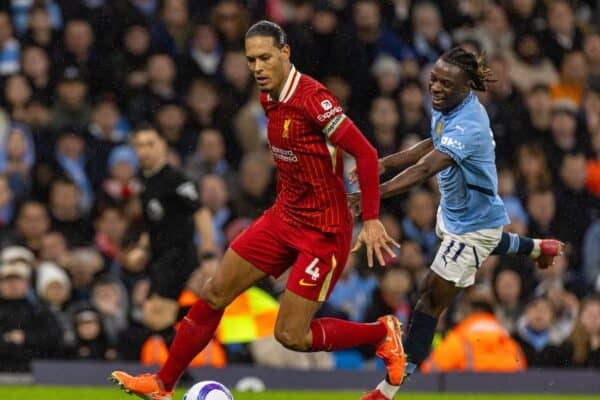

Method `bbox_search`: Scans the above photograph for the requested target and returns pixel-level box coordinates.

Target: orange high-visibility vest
[422,312,527,373]
[140,334,226,368]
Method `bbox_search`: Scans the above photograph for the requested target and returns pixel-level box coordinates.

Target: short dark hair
[132,123,163,139]
[245,20,287,48]
[441,47,495,92]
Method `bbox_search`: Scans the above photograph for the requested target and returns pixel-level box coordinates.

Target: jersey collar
[276,65,301,103]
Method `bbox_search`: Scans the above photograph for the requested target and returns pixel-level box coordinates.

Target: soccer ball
[183,380,233,400]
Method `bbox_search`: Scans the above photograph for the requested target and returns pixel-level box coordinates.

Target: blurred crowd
[0,0,599,374]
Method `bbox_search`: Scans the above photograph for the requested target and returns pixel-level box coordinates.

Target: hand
[348,191,362,216]
[348,159,386,184]
[351,219,401,267]
[4,330,25,345]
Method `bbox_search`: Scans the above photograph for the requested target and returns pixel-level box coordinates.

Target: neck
[270,63,293,100]
[143,161,166,177]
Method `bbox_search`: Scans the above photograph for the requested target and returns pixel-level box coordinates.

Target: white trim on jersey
[279,65,302,103]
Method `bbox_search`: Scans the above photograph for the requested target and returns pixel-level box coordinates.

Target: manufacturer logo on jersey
[299,279,318,287]
[176,182,198,201]
[282,118,292,138]
[147,199,164,221]
[320,99,333,110]
[435,120,444,136]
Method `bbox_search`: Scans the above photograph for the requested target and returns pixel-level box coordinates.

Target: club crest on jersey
[435,120,444,136]
[283,118,292,138]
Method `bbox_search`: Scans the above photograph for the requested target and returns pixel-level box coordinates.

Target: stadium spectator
[150,0,191,57]
[3,73,33,122]
[111,23,152,93]
[368,97,401,157]
[0,10,20,76]
[0,174,14,228]
[327,253,378,323]
[93,205,129,265]
[401,190,436,263]
[49,68,92,131]
[411,2,451,66]
[396,79,429,138]
[199,174,232,250]
[184,128,234,186]
[504,29,558,94]
[0,260,62,371]
[20,45,53,104]
[90,276,129,349]
[584,33,600,80]
[551,51,588,106]
[128,53,179,124]
[421,292,526,372]
[101,145,141,203]
[48,178,94,246]
[69,302,117,360]
[493,268,524,334]
[570,296,600,368]
[36,261,76,352]
[364,266,413,328]
[178,21,222,81]
[21,5,60,54]
[5,200,51,253]
[513,295,574,368]
[541,0,584,68]
[0,123,35,198]
[232,153,273,219]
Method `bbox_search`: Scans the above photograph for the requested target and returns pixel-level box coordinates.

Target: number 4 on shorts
[305,258,320,281]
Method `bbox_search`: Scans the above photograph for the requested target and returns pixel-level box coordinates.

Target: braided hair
[441,47,495,91]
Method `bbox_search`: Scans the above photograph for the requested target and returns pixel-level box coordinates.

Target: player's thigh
[201,247,268,309]
[230,211,297,278]
[285,227,351,302]
[431,228,502,288]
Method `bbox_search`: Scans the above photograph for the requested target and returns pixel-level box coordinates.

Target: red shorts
[230,209,351,302]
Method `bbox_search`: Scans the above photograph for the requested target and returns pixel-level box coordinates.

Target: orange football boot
[360,389,393,400]
[110,371,174,400]
[375,315,406,386]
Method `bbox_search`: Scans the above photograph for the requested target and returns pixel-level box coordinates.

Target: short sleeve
[303,88,349,140]
[173,174,201,213]
[435,124,478,164]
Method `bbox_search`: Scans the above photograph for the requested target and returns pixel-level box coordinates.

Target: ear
[281,44,291,60]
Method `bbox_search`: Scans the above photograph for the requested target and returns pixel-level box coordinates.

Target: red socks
[310,318,386,351]
[157,299,223,391]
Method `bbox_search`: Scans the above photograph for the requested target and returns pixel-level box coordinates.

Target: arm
[333,119,380,220]
[194,207,218,255]
[381,138,434,171]
[381,149,454,199]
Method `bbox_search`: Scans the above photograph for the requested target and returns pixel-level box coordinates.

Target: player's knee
[274,326,310,351]
[415,291,445,317]
[199,280,231,310]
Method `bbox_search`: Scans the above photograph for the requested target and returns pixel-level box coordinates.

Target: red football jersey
[260,66,353,233]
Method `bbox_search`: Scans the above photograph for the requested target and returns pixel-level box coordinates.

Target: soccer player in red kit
[110,20,406,400]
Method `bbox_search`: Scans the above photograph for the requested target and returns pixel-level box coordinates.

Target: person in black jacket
[513,295,574,368]
[0,260,62,371]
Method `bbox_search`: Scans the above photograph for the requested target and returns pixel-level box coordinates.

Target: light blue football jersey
[431,91,509,234]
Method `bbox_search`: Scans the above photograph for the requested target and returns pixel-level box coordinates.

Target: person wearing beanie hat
[36,262,75,352]
[102,145,142,201]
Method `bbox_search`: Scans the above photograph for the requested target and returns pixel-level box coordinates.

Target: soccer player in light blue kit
[350,48,563,400]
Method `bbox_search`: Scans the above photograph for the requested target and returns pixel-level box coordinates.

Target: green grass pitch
[0,386,597,400]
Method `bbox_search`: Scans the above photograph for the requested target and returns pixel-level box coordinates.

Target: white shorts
[431,208,502,288]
